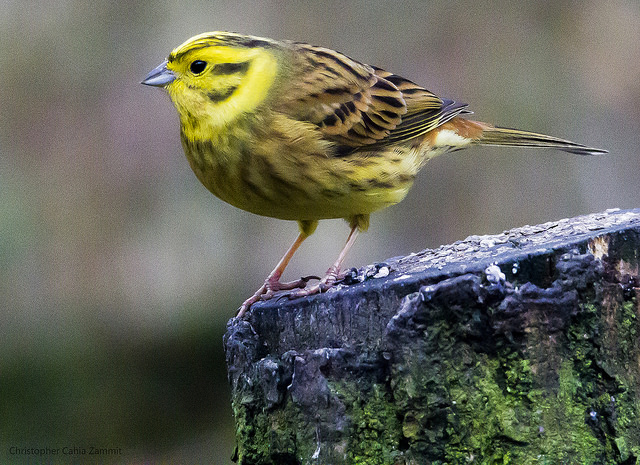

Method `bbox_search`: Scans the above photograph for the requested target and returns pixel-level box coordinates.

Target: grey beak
[141,60,176,87]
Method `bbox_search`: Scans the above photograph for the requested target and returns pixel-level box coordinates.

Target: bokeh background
[1,0,638,463]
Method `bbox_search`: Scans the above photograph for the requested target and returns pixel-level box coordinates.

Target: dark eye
[190,60,207,75]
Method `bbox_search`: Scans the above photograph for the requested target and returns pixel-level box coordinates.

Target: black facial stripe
[207,85,238,102]
[212,61,251,75]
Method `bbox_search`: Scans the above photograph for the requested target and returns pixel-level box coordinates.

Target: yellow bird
[142,31,606,316]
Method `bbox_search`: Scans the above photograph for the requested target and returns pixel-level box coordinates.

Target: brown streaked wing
[277,43,409,147]
[371,68,470,145]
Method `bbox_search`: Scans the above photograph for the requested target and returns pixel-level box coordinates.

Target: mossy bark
[224,209,640,465]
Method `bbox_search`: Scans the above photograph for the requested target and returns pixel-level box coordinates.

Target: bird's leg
[237,229,315,317]
[290,224,360,298]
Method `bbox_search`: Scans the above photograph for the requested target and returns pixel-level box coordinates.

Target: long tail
[477,124,607,156]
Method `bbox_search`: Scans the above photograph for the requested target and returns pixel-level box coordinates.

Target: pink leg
[237,231,314,317]
[289,224,360,299]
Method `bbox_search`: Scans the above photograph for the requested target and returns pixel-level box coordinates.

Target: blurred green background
[1,0,638,463]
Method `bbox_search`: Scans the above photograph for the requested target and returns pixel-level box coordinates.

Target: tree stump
[224,208,640,465]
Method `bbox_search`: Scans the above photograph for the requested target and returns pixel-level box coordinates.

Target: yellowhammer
[142,31,606,316]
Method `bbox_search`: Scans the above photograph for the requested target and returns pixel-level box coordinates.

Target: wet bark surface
[225,208,640,465]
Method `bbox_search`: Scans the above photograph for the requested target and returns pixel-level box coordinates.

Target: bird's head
[142,32,281,133]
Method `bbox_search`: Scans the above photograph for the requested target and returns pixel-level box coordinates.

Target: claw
[287,266,341,300]
[237,275,319,317]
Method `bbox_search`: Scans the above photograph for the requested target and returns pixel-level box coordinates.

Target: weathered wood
[224,208,640,465]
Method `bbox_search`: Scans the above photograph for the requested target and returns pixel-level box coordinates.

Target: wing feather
[276,43,469,151]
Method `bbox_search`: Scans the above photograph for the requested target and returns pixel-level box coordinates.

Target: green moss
[232,403,269,463]
[231,287,640,464]
[439,336,625,464]
[444,352,537,464]
[233,401,306,465]
[538,359,602,462]
[609,298,640,461]
[235,379,404,464]
[330,382,401,465]
[618,299,638,359]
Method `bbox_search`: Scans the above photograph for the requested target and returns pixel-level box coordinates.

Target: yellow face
[146,32,281,138]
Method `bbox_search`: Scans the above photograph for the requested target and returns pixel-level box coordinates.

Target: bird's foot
[287,265,343,300]
[237,275,319,317]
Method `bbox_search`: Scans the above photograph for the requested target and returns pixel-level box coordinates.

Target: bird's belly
[185,141,421,221]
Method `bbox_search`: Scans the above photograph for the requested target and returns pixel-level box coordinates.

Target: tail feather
[478,125,607,156]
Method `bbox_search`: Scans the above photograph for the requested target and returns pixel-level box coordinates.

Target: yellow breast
[180,113,424,222]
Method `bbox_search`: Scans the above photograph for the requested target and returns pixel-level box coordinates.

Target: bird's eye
[190,60,207,75]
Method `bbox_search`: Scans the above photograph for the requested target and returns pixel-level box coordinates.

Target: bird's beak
[141,60,176,87]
